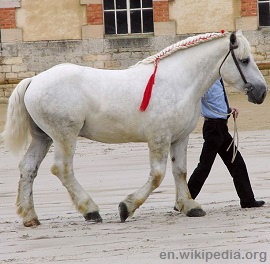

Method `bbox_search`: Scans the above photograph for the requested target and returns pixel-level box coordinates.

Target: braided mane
[138,31,228,65]
[138,31,229,111]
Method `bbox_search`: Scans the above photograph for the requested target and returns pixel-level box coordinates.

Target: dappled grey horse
[1,30,267,227]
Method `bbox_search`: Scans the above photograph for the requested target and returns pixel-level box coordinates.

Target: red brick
[0,8,16,28]
[87,4,103,25]
[241,0,257,16]
[153,1,169,22]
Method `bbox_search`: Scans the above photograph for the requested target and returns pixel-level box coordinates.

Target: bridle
[218,43,256,102]
[215,41,258,162]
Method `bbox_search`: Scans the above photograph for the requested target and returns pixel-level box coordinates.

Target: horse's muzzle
[246,82,267,104]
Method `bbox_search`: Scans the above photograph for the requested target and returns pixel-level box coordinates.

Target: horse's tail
[1,78,32,154]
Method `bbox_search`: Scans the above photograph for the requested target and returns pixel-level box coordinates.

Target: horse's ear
[230,32,238,49]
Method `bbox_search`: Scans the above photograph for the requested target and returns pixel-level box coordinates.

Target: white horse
[1,30,267,227]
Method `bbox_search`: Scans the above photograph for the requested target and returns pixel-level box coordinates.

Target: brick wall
[0,8,16,28]
[153,1,169,22]
[241,0,257,16]
[86,4,103,25]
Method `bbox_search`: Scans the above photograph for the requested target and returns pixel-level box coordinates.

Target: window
[258,0,270,26]
[103,0,154,35]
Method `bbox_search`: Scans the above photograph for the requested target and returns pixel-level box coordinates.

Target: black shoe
[241,200,265,208]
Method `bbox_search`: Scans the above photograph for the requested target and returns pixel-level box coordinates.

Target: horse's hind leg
[17,126,52,227]
[51,138,102,222]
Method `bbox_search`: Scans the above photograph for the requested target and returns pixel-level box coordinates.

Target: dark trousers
[188,119,255,206]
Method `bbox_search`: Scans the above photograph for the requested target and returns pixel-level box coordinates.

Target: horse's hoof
[187,208,206,217]
[84,211,102,223]
[23,218,41,227]
[119,202,129,223]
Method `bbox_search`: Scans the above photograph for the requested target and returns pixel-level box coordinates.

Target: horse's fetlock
[51,164,59,176]
[77,200,90,214]
[17,205,31,218]
[134,198,144,209]
[151,173,162,189]
[125,194,135,205]
[16,205,24,216]
[174,201,184,212]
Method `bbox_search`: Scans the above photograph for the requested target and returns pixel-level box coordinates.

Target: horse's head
[220,30,268,104]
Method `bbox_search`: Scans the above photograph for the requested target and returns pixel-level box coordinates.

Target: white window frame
[103,0,154,35]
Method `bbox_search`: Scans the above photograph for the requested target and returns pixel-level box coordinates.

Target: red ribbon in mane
[139,59,158,112]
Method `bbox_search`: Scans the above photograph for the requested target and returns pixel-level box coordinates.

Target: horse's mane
[136,31,229,65]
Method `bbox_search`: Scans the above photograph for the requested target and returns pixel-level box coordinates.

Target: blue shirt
[201,79,229,120]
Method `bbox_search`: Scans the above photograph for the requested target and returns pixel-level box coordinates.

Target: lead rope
[203,95,239,163]
[227,115,239,163]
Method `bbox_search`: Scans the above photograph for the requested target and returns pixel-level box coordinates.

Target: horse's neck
[160,38,229,103]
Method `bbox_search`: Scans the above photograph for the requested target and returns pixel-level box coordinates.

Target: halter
[216,40,258,162]
[218,43,256,102]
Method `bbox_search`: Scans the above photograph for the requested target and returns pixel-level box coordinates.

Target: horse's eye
[240,58,250,65]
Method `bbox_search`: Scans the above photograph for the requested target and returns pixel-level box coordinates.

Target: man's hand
[231,107,239,118]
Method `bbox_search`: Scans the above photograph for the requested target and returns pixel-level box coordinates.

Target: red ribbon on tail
[139,60,158,111]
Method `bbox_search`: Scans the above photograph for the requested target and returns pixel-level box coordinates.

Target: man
[188,78,265,208]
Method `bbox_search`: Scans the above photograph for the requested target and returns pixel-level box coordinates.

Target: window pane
[130,0,141,9]
[116,11,128,34]
[116,0,126,9]
[142,0,152,8]
[131,10,142,33]
[103,0,114,10]
[259,3,270,26]
[143,9,153,33]
[104,12,116,34]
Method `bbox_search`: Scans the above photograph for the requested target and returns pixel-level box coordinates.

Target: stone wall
[0,35,179,103]
[1,30,270,103]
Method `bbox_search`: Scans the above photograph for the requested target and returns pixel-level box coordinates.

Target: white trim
[127,0,131,34]
[80,0,102,4]
[0,0,21,8]
[0,28,22,42]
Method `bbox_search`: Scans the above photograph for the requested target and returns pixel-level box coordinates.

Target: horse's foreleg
[51,140,102,223]
[170,137,206,217]
[17,134,52,227]
[119,142,170,222]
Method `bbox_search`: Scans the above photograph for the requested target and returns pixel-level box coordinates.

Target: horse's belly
[79,119,145,143]
[80,130,144,143]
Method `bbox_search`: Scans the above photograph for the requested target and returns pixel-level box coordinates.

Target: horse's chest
[170,105,201,140]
